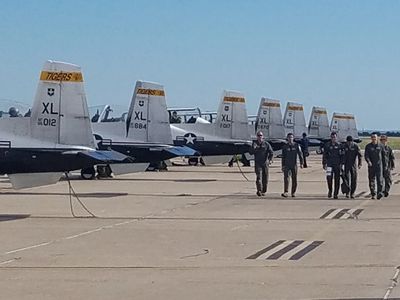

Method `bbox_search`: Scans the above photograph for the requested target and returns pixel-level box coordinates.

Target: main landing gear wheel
[81,167,96,180]
[188,157,199,166]
[97,165,113,178]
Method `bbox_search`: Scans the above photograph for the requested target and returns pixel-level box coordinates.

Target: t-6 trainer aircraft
[90,80,196,175]
[171,91,253,165]
[0,61,131,189]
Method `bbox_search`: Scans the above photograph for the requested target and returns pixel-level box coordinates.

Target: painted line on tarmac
[0,257,21,265]
[383,266,400,299]
[2,219,138,256]
[247,240,324,261]
[5,241,53,255]
[1,193,236,258]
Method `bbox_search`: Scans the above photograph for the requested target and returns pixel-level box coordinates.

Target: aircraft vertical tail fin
[255,98,285,139]
[126,81,172,144]
[30,61,94,148]
[214,90,249,140]
[283,102,307,138]
[330,113,359,142]
[308,106,330,139]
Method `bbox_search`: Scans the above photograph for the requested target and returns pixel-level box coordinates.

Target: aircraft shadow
[0,192,128,198]
[0,214,30,222]
[103,178,217,183]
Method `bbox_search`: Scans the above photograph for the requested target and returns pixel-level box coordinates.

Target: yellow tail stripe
[262,102,280,108]
[137,88,165,96]
[40,71,83,82]
[334,115,354,120]
[288,106,303,111]
[224,97,245,103]
[314,110,327,115]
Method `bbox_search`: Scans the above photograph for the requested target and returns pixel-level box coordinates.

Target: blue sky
[0,0,399,130]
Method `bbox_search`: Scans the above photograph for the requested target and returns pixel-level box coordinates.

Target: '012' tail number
[38,118,57,127]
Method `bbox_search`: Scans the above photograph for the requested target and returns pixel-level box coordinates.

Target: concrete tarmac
[1,154,400,300]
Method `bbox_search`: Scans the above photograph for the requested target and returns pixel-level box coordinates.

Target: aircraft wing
[204,139,252,146]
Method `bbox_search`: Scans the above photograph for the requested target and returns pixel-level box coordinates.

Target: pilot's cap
[8,107,19,116]
[346,135,353,142]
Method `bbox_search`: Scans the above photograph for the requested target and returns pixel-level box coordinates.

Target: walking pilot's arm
[281,147,285,172]
[389,147,395,170]
[364,145,372,167]
[339,144,346,170]
[297,144,304,169]
[267,143,274,165]
[356,144,362,169]
[249,141,257,155]
[322,144,328,170]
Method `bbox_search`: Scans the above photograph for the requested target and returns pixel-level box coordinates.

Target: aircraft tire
[188,157,198,166]
[105,165,113,177]
[81,167,96,180]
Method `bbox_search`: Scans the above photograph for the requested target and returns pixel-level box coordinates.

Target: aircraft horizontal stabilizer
[77,150,133,164]
[201,155,232,165]
[8,172,62,189]
[109,163,150,175]
[163,146,197,157]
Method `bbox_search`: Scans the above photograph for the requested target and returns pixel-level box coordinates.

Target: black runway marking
[355,191,367,198]
[247,240,324,261]
[319,208,336,219]
[333,208,350,219]
[320,208,363,219]
[266,240,304,260]
[289,241,324,260]
[246,240,285,259]
[353,209,364,218]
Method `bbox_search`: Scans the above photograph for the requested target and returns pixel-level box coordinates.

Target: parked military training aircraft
[171,91,253,165]
[0,60,131,189]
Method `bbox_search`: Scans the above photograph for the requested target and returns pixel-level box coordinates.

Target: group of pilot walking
[250,131,395,199]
